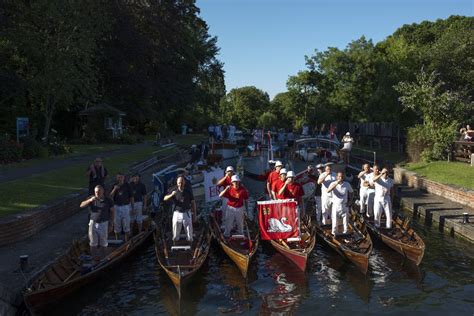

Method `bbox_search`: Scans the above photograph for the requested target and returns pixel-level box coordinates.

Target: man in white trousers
[358,164,374,217]
[326,172,353,236]
[164,175,197,242]
[371,167,394,228]
[318,163,337,225]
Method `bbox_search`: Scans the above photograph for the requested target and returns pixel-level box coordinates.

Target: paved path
[0,143,150,183]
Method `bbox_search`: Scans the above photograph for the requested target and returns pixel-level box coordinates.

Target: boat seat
[107,240,124,245]
[286,237,301,242]
[230,234,245,239]
[171,245,191,251]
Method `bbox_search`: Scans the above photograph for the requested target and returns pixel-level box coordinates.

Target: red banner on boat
[258,200,300,240]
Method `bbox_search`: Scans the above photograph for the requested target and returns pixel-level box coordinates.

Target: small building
[79,103,126,139]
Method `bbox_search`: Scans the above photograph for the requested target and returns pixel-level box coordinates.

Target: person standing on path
[219,175,249,238]
[80,185,114,260]
[86,157,108,195]
[164,175,197,242]
[110,173,134,241]
[130,173,147,234]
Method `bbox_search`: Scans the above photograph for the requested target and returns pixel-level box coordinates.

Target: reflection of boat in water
[260,252,309,315]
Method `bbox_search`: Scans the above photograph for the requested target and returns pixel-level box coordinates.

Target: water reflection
[259,252,308,315]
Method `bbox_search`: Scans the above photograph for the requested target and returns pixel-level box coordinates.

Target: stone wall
[394,167,474,208]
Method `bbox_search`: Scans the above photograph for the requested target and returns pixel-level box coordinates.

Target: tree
[220,86,270,129]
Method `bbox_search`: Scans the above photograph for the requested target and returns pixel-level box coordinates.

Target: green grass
[405,161,474,190]
[0,145,177,218]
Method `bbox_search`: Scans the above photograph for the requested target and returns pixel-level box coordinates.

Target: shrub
[47,141,73,156]
[0,136,23,163]
[406,122,457,162]
[116,133,144,144]
[21,137,47,159]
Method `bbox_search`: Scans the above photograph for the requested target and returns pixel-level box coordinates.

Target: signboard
[258,199,300,240]
[16,117,29,143]
[203,167,224,203]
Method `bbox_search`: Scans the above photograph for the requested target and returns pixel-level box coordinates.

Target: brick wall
[394,167,474,208]
[0,150,188,247]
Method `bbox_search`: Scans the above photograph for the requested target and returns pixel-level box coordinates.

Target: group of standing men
[80,158,147,259]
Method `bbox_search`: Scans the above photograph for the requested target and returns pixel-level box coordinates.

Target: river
[48,168,474,315]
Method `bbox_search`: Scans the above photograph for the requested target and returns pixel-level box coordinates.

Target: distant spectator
[215,125,222,141]
[340,132,354,164]
[208,124,215,143]
[86,157,108,195]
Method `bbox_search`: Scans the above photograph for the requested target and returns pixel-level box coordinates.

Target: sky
[196,0,473,99]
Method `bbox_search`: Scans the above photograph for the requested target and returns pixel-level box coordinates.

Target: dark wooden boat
[154,218,211,297]
[209,209,259,278]
[270,216,316,271]
[315,212,373,274]
[362,212,425,265]
[24,217,154,314]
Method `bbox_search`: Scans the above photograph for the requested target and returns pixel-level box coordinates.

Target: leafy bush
[0,136,23,163]
[406,122,457,162]
[47,141,73,156]
[21,137,48,159]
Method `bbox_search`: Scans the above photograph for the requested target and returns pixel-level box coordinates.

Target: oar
[244,214,253,253]
[193,226,204,259]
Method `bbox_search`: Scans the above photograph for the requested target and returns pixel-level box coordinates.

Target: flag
[258,199,300,240]
[203,167,224,203]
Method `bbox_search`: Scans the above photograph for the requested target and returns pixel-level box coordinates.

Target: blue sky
[196,0,473,99]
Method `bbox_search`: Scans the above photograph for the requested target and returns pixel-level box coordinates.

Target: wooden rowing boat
[315,212,373,274]
[24,217,154,313]
[209,209,259,278]
[362,212,425,265]
[154,217,211,297]
[270,216,316,271]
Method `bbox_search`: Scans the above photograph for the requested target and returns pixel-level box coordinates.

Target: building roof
[79,103,126,116]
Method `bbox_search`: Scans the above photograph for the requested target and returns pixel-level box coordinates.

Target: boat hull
[24,221,154,313]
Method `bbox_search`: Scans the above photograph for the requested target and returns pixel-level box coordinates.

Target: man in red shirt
[217,166,234,220]
[271,168,287,199]
[219,175,249,238]
[267,160,283,199]
[277,170,306,215]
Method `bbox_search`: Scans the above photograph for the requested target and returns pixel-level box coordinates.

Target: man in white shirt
[340,132,354,163]
[317,163,337,225]
[371,167,394,228]
[358,164,374,217]
[327,171,353,236]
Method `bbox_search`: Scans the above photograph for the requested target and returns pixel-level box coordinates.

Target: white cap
[345,132,350,136]
[191,144,197,148]
[231,175,240,182]
[226,166,234,172]
[279,168,287,175]
[316,164,324,169]
[275,160,283,167]
[268,160,275,164]
[287,171,295,178]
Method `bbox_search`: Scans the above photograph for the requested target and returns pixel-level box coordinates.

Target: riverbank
[0,148,191,315]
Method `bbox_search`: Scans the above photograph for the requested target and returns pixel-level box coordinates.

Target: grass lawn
[405,161,474,190]
[0,145,177,218]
